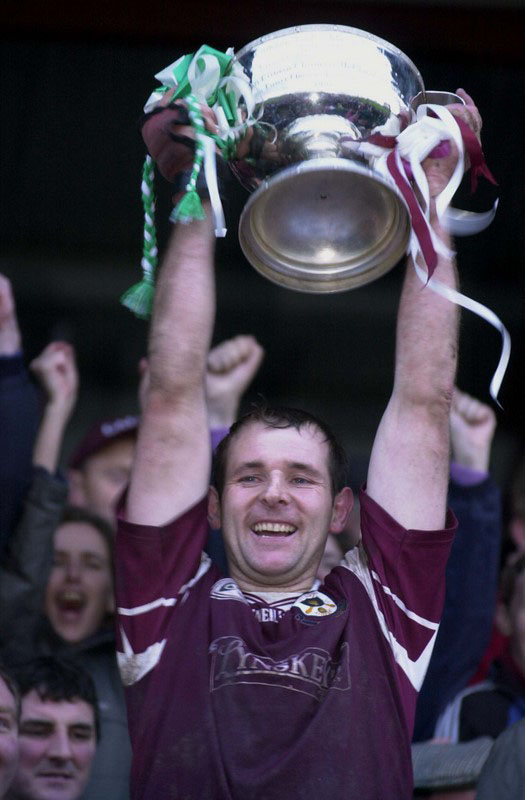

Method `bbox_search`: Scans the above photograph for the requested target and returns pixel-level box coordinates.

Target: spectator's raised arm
[206,335,264,431]
[30,341,79,474]
[0,274,38,551]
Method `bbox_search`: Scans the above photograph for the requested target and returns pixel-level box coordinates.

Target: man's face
[0,676,18,798]
[209,422,351,592]
[45,522,114,644]
[69,437,135,524]
[9,690,96,800]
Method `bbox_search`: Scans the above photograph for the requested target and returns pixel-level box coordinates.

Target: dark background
[1,0,524,488]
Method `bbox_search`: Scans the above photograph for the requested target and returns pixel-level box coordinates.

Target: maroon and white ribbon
[349,107,508,404]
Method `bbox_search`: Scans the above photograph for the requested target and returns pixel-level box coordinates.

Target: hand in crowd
[0,273,22,355]
[137,335,264,428]
[30,341,79,421]
[450,386,497,473]
[205,335,264,429]
[423,88,482,201]
[30,342,79,473]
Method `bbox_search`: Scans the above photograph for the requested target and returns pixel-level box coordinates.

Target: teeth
[61,591,82,602]
[58,591,84,610]
[252,522,296,533]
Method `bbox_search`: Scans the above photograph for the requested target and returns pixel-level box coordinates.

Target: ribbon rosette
[122,44,259,319]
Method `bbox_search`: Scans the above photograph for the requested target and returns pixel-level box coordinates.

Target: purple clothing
[115,491,455,800]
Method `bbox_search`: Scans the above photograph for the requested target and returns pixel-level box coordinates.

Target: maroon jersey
[115,490,455,800]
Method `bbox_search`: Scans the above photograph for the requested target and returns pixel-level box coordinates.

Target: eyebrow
[288,461,324,475]
[54,549,106,560]
[20,719,95,734]
[19,719,54,733]
[70,723,95,736]
[231,461,264,474]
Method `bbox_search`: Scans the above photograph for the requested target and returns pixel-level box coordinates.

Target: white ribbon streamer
[413,260,510,406]
[187,50,221,101]
[369,116,509,403]
[419,105,465,221]
[202,134,226,237]
[445,200,499,237]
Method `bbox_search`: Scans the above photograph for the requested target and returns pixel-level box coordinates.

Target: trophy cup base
[238,159,410,293]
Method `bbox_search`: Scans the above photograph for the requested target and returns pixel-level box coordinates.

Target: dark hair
[59,505,114,564]
[213,404,349,497]
[0,663,20,722]
[12,656,100,740]
[500,553,525,608]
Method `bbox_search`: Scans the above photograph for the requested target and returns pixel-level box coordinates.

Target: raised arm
[126,207,216,525]
[30,341,79,473]
[367,90,481,530]
[0,274,39,551]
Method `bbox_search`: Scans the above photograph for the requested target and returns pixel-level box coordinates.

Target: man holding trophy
[115,28,487,800]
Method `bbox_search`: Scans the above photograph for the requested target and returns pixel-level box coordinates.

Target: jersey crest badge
[293,590,338,620]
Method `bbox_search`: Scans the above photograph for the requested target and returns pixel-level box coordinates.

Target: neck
[229,567,316,595]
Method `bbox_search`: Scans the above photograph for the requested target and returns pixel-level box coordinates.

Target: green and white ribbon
[120,155,158,319]
[170,93,207,226]
[123,44,260,319]
[145,44,259,237]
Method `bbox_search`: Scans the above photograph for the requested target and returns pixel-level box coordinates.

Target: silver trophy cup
[231,24,424,292]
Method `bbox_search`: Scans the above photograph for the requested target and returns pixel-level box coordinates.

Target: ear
[494,601,512,637]
[67,468,87,506]
[207,486,222,530]
[329,487,354,534]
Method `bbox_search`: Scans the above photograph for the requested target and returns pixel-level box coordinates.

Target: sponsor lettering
[253,607,284,623]
[209,636,351,699]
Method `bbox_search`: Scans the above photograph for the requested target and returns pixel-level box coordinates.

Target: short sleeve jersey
[115,490,455,800]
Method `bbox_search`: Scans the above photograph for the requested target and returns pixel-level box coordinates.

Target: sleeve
[344,489,456,695]
[0,467,67,654]
[115,498,213,685]
[413,477,502,741]
[0,353,39,554]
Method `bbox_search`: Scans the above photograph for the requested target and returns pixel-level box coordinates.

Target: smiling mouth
[39,772,73,780]
[56,590,85,614]
[251,522,297,537]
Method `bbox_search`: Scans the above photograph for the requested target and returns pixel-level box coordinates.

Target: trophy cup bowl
[231,24,425,292]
